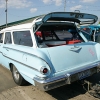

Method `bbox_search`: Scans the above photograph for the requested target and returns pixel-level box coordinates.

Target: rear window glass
[0,33,4,43]
[13,31,33,47]
[81,28,91,34]
[4,32,12,44]
[0,33,3,40]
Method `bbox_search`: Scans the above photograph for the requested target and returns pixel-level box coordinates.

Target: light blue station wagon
[0,12,100,91]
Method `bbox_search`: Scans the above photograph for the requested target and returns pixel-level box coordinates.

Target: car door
[0,33,4,64]
[1,32,12,69]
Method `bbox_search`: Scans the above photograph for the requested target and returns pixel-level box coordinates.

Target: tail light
[40,67,48,74]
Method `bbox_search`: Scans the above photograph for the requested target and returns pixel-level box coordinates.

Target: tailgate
[46,42,97,72]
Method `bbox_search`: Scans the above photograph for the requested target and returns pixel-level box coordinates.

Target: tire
[12,65,26,86]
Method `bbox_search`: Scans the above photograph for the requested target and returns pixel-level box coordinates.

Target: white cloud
[53,0,62,6]
[42,0,51,4]
[42,0,62,6]
[66,1,75,4]
[80,0,97,3]
[30,8,37,13]
[70,5,82,11]
[0,0,32,9]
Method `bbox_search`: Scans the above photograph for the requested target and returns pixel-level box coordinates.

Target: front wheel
[12,65,26,85]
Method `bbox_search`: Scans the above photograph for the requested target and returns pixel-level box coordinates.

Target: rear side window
[4,32,12,44]
[81,28,91,34]
[0,33,3,43]
[0,34,2,39]
[13,31,33,47]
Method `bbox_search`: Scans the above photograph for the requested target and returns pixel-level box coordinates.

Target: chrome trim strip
[34,75,69,91]
[34,65,99,91]
[3,46,49,65]
[69,61,100,75]
[1,46,50,71]
[33,61,100,84]
[0,48,38,71]
[4,54,39,72]
[34,74,68,84]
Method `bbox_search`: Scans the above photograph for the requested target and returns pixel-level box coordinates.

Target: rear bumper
[34,62,100,91]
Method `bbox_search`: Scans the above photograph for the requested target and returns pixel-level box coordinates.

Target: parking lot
[0,65,100,100]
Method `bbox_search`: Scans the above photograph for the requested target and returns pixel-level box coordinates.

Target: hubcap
[13,66,19,80]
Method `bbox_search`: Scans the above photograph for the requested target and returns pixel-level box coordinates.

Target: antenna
[64,0,66,12]
[5,0,8,28]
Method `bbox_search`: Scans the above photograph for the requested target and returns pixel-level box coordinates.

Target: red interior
[36,31,42,37]
[35,31,81,47]
[36,31,51,37]
[66,40,81,44]
[46,40,81,47]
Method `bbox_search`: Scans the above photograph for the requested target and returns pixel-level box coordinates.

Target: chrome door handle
[70,46,82,51]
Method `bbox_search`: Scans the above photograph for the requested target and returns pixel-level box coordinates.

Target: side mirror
[0,40,3,43]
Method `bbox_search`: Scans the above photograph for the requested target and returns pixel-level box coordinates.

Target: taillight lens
[43,68,48,74]
[40,67,48,74]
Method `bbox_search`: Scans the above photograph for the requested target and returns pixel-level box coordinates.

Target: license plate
[78,70,91,80]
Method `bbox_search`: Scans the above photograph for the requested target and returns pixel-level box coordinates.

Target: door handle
[70,46,82,51]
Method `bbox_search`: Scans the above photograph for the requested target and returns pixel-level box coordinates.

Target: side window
[80,28,91,41]
[4,32,12,44]
[0,34,2,39]
[13,31,33,47]
[0,33,4,43]
[81,28,91,34]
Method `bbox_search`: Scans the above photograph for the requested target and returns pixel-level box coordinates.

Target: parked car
[80,25,100,43]
[0,12,100,91]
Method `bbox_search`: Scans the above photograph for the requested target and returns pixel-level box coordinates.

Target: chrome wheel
[12,65,26,85]
[13,66,20,81]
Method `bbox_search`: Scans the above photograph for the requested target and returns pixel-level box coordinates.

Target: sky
[0,0,100,25]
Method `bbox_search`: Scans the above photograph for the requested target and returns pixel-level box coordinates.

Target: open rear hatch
[44,43,98,72]
[34,12,98,26]
[35,12,98,73]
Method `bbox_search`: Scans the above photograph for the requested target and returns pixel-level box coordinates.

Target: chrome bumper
[34,66,100,91]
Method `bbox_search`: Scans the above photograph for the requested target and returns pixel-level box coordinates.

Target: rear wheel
[12,65,26,85]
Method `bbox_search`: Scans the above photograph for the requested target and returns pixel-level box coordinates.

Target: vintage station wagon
[0,12,100,91]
